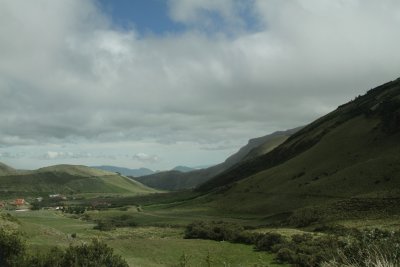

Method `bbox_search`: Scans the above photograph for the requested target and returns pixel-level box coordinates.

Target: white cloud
[1,0,400,169]
[40,151,92,160]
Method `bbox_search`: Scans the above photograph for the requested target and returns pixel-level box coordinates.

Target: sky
[1,0,400,171]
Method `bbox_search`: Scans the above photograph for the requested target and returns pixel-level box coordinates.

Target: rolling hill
[133,127,298,191]
[196,78,400,219]
[0,164,156,196]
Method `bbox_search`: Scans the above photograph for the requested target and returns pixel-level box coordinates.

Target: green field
[2,210,287,267]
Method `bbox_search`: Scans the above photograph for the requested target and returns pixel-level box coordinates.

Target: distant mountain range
[133,127,300,190]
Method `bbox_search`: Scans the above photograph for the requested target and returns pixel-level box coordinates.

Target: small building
[36,197,43,202]
[14,199,25,206]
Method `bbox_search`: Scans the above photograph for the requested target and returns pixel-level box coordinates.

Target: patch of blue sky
[96,0,261,37]
[97,0,187,35]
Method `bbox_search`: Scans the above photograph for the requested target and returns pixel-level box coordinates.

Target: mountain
[197,78,400,218]
[172,166,195,172]
[0,164,156,196]
[133,127,299,190]
[92,165,154,177]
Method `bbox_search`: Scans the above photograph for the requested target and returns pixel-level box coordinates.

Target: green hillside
[197,78,400,219]
[0,164,156,196]
[134,128,298,191]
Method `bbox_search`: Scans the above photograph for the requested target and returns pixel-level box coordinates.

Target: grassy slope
[0,164,156,196]
[195,78,400,219]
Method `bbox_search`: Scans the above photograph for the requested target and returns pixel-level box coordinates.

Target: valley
[1,78,400,266]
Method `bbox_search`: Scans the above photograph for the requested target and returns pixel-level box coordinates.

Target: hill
[0,164,156,196]
[197,78,400,219]
[133,128,298,190]
[92,165,154,177]
[0,162,17,176]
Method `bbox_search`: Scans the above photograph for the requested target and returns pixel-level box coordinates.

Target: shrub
[184,221,244,241]
[255,233,284,252]
[0,230,129,267]
[288,208,321,227]
[276,247,296,263]
[0,229,26,267]
[63,239,129,267]
[23,247,65,267]
[94,220,116,231]
[234,231,262,245]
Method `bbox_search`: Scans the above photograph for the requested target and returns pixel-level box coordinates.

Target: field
[2,209,287,267]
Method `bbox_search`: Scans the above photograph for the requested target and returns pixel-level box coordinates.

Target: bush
[94,220,116,231]
[255,233,284,252]
[0,230,129,267]
[0,229,25,267]
[184,221,244,241]
[276,247,296,264]
[234,231,262,245]
[63,239,129,267]
[23,247,65,267]
[287,208,321,227]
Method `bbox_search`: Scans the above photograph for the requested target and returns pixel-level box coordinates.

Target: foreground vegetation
[1,210,283,266]
[184,221,400,266]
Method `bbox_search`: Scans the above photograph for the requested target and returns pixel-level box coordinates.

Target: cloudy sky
[1,0,400,170]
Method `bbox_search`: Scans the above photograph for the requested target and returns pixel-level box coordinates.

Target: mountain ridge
[195,78,400,218]
[133,127,299,190]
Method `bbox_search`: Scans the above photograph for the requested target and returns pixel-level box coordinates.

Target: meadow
[2,208,287,267]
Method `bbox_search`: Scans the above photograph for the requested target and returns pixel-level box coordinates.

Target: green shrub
[255,233,284,252]
[0,229,26,267]
[94,220,116,231]
[184,221,244,241]
[63,239,129,267]
[234,231,262,245]
[23,247,65,267]
[276,247,296,263]
[288,208,321,227]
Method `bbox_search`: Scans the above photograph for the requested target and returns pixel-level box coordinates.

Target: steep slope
[133,128,298,190]
[92,165,154,177]
[0,164,156,196]
[199,78,400,217]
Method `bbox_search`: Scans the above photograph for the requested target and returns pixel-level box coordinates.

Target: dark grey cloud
[1,0,400,169]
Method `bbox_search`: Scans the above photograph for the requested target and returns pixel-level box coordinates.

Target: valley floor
[2,209,286,267]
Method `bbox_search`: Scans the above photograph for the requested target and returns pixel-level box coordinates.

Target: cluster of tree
[184,221,400,267]
[0,229,128,267]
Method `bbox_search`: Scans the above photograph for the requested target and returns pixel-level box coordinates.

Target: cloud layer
[1,0,400,169]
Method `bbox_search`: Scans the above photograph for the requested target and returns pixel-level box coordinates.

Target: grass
[5,210,287,266]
